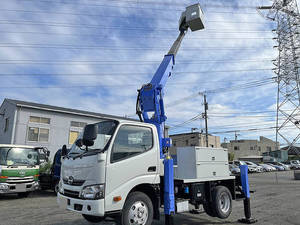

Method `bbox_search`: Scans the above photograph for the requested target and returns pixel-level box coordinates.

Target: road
[0,171,300,225]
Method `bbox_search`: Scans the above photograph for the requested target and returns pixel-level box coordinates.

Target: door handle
[148,166,156,172]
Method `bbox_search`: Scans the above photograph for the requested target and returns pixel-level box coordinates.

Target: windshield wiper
[73,149,104,160]
[7,165,18,168]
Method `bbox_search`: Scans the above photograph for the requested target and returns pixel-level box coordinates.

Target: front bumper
[0,181,39,194]
[57,192,105,217]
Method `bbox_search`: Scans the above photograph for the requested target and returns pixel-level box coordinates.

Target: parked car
[259,163,275,172]
[245,161,263,173]
[290,160,300,169]
[229,164,240,175]
[233,160,257,173]
[271,162,290,170]
[266,163,285,171]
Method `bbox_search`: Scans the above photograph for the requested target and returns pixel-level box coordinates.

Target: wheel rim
[219,192,230,214]
[128,200,148,225]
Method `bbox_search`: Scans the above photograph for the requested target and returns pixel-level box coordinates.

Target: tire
[54,181,59,194]
[18,192,30,198]
[82,214,105,223]
[120,191,153,225]
[211,186,232,219]
[203,202,216,217]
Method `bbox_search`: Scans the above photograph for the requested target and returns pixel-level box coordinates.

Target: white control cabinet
[175,147,230,180]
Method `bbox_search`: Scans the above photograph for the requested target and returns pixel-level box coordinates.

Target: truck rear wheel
[18,192,30,198]
[120,191,153,225]
[82,214,105,223]
[211,186,232,219]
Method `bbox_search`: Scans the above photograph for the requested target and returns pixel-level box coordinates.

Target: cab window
[111,125,153,162]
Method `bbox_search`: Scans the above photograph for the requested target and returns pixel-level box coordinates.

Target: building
[221,136,279,160]
[169,132,220,155]
[262,150,288,162]
[0,99,133,159]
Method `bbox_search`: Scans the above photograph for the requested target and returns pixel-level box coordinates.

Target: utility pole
[203,94,208,147]
[234,131,240,141]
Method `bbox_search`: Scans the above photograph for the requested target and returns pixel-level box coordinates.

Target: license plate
[15,183,26,192]
[59,197,68,209]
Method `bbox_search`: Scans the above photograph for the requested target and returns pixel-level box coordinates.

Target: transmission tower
[258,0,300,153]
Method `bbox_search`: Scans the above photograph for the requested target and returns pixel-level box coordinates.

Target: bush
[39,161,52,174]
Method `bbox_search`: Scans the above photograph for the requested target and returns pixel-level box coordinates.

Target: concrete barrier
[294,170,300,180]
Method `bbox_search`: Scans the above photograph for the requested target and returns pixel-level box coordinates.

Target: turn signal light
[113,196,122,202]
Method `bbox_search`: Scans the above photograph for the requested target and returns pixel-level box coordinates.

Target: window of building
[234,146,240,151]
[185,140,189,146]
[4,118,9,132]
[27,127,49,142]
[258,146,261,151]
[250,146,254,150]
[111,125,153,162]
[29,116,50,124]
[173,141,176,147]
[267,146,272,152]
[69,131,79,145]
[70,121,87,128]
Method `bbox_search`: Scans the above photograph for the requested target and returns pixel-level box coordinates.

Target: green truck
[0,144,49,197]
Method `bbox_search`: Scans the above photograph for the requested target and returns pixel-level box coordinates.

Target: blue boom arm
[136,31,187,216]
[136,4,204,218]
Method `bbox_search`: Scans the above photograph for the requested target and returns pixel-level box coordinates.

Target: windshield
[68,120,118,155]
[0,147,39,166]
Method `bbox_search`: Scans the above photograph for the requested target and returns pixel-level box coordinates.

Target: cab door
[105,124,159,212]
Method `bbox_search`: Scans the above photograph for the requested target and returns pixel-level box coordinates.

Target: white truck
[57,119,238,224]
[57,3,246,225]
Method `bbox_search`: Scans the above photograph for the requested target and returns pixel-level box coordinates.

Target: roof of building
[3,98,137,122]
[281,145,300,155]
[170,132,215,137]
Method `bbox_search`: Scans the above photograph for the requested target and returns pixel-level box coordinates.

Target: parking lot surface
[1,171,300,225]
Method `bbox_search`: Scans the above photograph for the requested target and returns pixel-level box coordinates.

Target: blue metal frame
[139,54,174,159]
[138,54,176,215]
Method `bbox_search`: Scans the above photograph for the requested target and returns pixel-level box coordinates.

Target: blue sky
[0,0,299,145]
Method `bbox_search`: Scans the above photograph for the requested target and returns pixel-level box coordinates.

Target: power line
[0,58,273,65]
[0,21,273,33]
[15,0,258,10]
[2,2,261,14]
[0,30,275,40]
[0,8,267,20]
[0,43,274,50]
[0,69,274,77]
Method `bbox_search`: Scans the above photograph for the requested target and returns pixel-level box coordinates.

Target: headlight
[0,183,9,190]
[80,184,105,200]
[58,180,64,194]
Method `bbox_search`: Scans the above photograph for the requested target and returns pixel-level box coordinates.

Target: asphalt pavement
[0,171,300,225]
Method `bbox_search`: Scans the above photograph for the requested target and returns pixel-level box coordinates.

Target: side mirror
[82,124,98,147]
[61,145,67,157]
[46,150,50,157]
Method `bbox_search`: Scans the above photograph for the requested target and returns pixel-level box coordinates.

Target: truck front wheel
[211,186,232,219]
[120,191,153,225]
[82,214,105,223]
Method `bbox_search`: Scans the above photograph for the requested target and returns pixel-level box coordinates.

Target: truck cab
[0,144,45,197]
[57,119,161,222]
